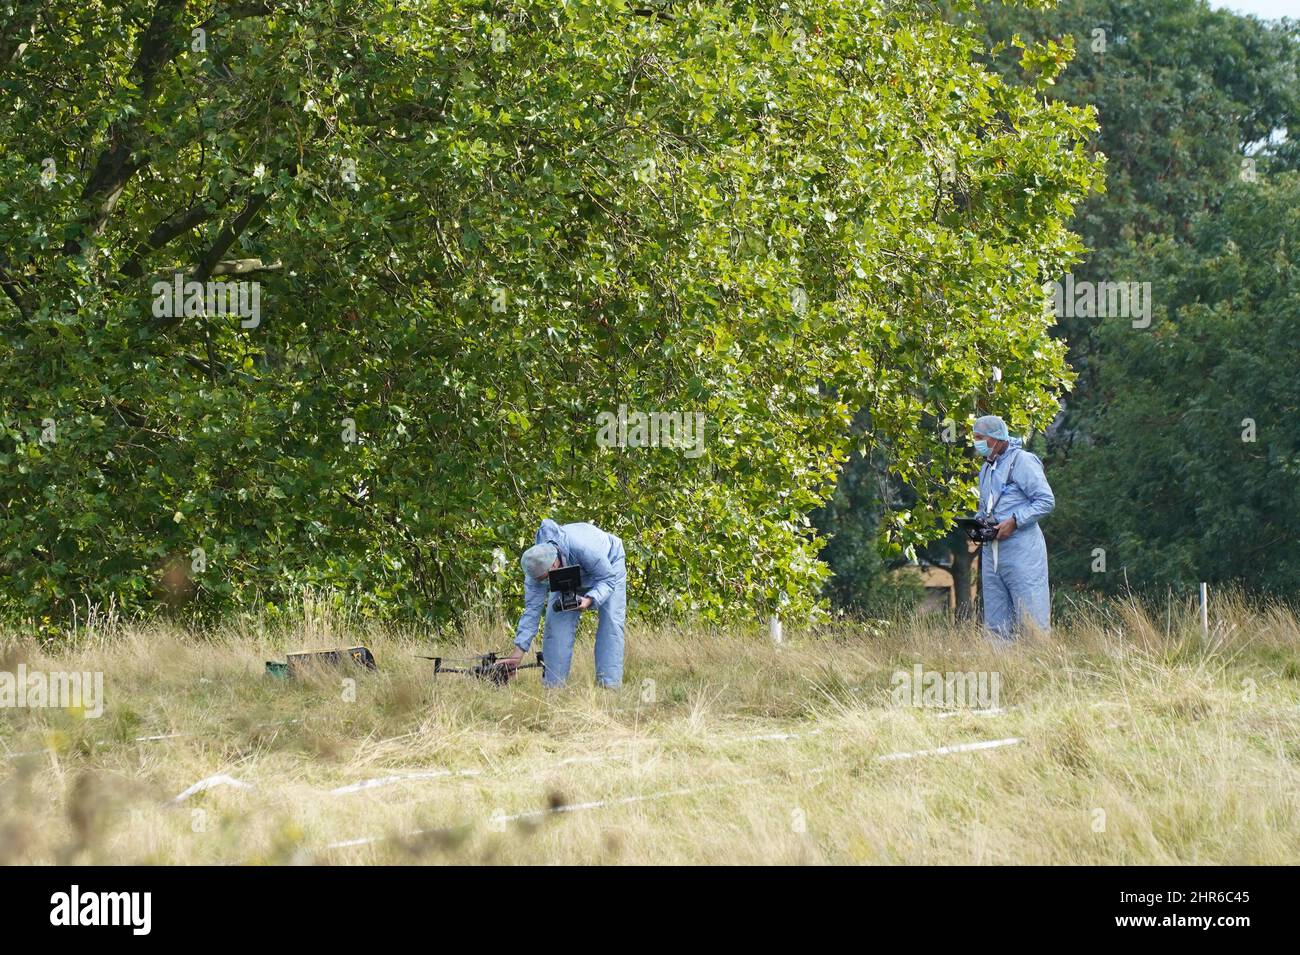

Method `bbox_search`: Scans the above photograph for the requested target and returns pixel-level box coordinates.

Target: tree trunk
[948,527,976,621]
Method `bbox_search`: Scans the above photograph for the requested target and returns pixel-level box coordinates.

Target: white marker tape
[321,736,1025,852]
[933,708,1004,719]
[324,833,389,850]
[500,781,743,822]
[877,737,1022,762]
[5,718,308,763]
[328,729,816,798]
[322,781,747,850]
[329,768,483,796]
[172,774,255,803]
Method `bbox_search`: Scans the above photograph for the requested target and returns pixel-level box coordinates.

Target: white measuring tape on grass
[314,734,1025,852]
[167,716,1015,805]
[875,736,1022,761]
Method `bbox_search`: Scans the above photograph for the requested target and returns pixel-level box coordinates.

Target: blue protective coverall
[977,438,1055,637]
[514,519,626,687]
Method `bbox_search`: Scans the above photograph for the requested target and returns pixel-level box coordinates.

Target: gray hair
[521,543,558,579]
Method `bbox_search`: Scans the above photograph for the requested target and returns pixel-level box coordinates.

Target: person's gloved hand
[995,517,1018,541]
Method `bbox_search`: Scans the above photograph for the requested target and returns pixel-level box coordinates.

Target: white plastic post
[1199,582,1209,637]
[769,615,783,644]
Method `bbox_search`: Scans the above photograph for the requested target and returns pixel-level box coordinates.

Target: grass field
[2,595,1298,865]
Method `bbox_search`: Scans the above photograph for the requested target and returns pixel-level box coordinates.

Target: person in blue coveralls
[972,415,1055,638]
[501,518,626,687]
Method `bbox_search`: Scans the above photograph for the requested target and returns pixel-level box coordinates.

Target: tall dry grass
[0,593,1297,864]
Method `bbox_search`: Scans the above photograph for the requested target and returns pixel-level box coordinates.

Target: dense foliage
[0,0,1098,625]
[1049,174,1300,594]
[979,0,1300,596]
[822,0,1300,608]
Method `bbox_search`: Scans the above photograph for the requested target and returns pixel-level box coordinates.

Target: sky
[1207,0,1297,18]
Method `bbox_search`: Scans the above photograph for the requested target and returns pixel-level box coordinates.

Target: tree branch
[119,201,221,277]
[64,1,283,258]
[0,0,42,69]
[0,265,30,320]
[64,0,189,255]
[152,257,283,278]
[194,192,272,281]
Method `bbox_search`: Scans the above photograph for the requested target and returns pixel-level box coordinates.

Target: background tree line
[818,0,1300,614]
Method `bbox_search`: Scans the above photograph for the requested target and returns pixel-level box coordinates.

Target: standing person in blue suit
[972,415,1055,638]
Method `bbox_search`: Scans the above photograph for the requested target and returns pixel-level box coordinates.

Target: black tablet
[547,564,582,593]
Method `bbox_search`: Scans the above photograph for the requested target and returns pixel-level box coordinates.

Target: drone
[420,650,545,687]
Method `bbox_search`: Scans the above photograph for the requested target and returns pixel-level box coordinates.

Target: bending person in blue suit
[503,518,626,687]
[973,415,1055,638]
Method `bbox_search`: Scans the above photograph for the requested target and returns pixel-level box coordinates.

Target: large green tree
[0,0,1099,625]
[822,0,1300,613]
[978,0,1300,401]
